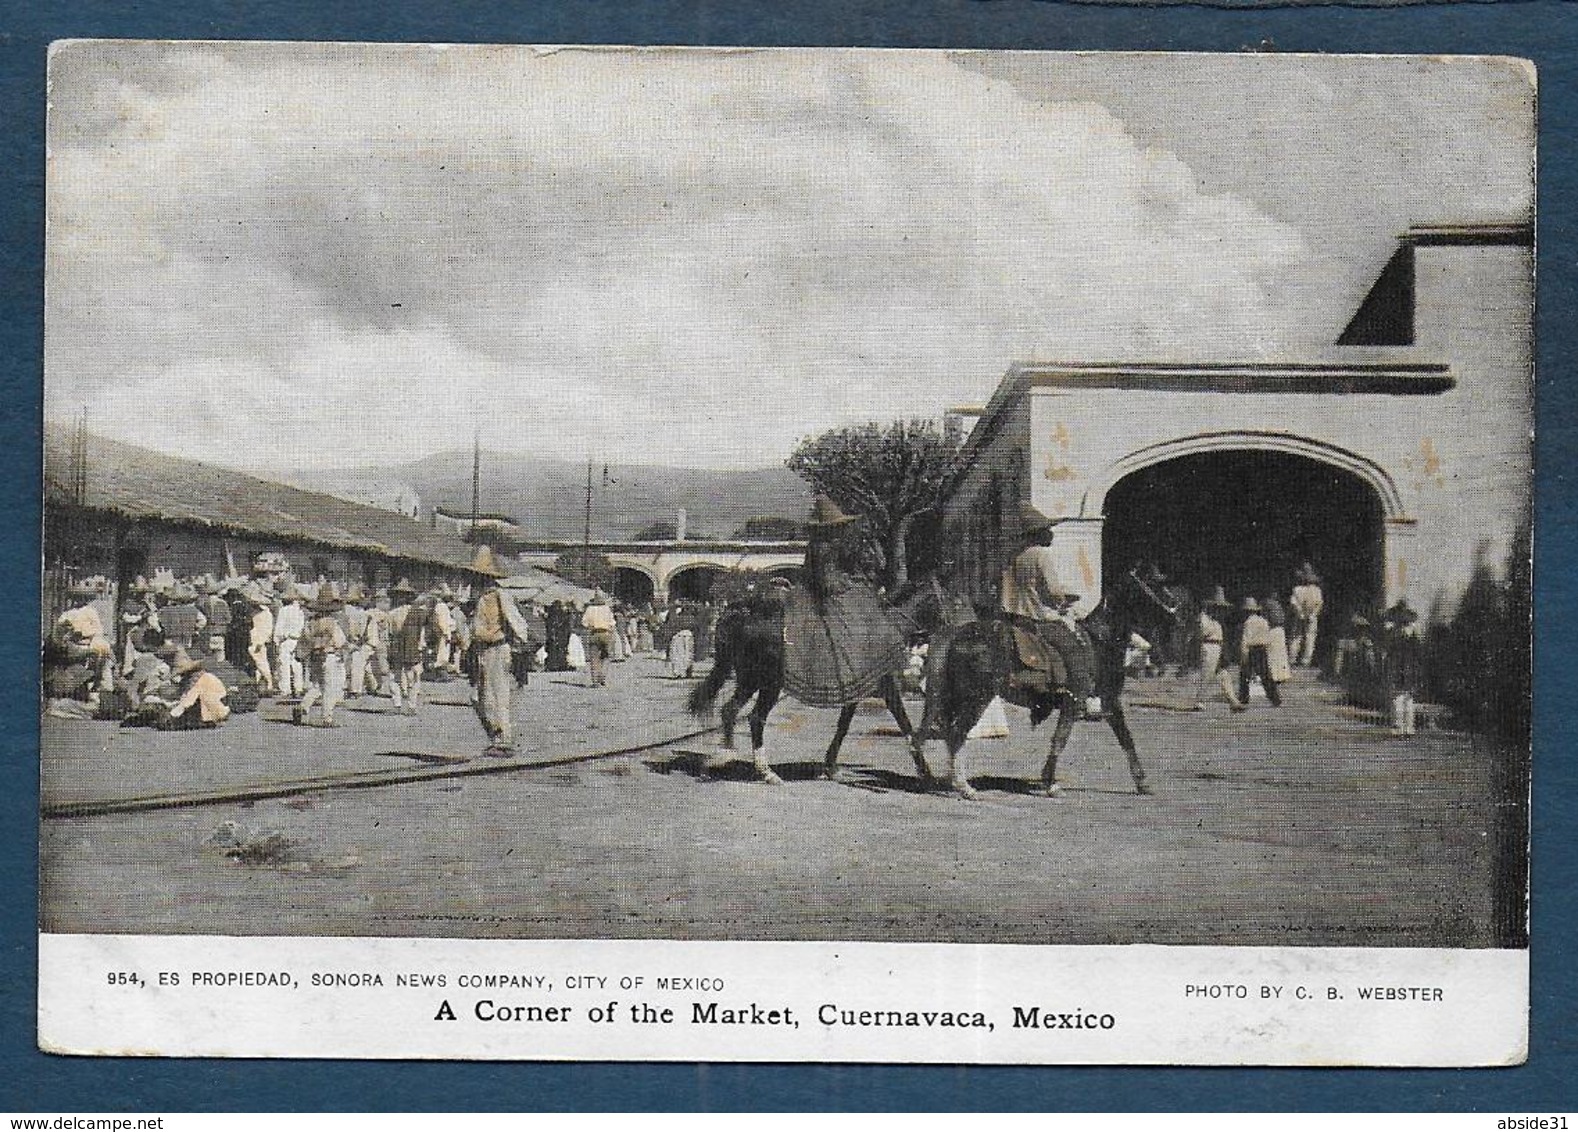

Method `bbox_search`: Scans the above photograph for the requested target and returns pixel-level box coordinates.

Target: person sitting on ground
[165,651,230,729]
[45,578,115,715]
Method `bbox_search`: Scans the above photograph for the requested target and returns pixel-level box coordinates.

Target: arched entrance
[610,566,655,607]
[667,565,725,603]
[766,565,806,586]
[1101,448,1386,649]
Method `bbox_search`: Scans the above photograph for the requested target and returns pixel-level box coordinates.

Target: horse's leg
[717,686,748,750]
[750,682,784,785]
[1041,692,1079,798]
[879,674,932,784]
[823,703,858,780]
[1105,699,1151,795]
[945,690,995,800]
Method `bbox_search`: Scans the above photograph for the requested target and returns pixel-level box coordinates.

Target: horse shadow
[836,766,949,796]
[645,751,825,783]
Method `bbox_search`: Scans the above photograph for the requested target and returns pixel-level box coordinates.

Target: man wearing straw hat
[1236,596,1283,708]
[999,503,1095,709]
[468,546,532,754]
[339,584,373,699]
[166,650,230,729]
[387,578,426,715]
[273,584,307,698]
[244,584,275,693]
[295,586,348,727]
[1289,562,1325,668]
[1193,584,1242,711]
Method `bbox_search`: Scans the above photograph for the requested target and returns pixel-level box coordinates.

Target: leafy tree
[786,417,964,590]
[735,516,807,541]
[554,549,614,590]
[633,520,679,541]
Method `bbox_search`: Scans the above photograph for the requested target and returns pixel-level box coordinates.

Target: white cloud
[45,45,1525,470]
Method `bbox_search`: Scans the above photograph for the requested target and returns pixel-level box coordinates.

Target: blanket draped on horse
[782,583,911,707]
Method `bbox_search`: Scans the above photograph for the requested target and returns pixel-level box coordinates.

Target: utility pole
[71,406,88,506]
[582,458,593,559]
[470,429,481,541]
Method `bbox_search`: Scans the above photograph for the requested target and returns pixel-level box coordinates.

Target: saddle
[1005,618,1095,701]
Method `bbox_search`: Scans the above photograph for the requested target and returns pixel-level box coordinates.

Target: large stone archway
[1046,432,1414,614]
[667,564,727,603]
[610,565,657,607]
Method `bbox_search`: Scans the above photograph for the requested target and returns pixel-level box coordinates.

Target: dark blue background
[4,1,1572,1112]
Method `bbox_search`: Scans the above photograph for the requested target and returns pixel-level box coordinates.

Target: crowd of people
[43,546,729,755]
[45,532,1431,755]
[1187,564,1423,736]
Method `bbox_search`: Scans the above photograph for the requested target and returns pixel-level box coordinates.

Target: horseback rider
[782,495,912,708]
[1000,503,1097,709]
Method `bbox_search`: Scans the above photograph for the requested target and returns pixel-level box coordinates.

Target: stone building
[940,221,1533,639]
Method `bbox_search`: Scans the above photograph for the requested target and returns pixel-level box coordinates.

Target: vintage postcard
[39,43,1533,1065]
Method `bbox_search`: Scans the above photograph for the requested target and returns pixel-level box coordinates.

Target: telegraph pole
[582,458,593,558]
[470,429,481,540]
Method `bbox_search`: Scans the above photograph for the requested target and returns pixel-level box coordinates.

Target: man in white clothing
[1289,562,1325,668]
[273,586,306,697]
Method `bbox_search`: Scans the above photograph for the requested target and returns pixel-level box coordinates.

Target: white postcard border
[39,933,1527,1066]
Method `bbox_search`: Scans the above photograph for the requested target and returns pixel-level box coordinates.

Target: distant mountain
[278,451,814,542]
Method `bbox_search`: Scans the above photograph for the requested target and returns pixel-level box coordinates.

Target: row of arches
[609,563,805,606]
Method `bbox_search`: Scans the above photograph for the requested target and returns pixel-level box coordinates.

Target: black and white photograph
[38,43,1534,1065]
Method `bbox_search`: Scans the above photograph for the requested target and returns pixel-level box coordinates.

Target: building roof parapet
[948,356,1453,488]
[1018,359,1454,395]
[1403,222,1533,248]
[514,539,808,554]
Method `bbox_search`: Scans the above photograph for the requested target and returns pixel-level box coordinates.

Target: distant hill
[278,451,814,542]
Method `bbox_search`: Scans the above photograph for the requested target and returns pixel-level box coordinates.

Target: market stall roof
[45,427,483,573]
[499,565,596,607]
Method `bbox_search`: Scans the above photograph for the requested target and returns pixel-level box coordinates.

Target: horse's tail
[687,614,737,717]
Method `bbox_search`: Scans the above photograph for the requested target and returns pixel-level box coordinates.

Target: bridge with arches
[511,539,806,606]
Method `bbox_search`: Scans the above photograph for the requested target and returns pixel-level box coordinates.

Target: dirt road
[40,660,1504,946]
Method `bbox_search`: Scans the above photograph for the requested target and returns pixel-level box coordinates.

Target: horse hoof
[1135,782,1154,797]
[760,770,785,786]
[1044,783,1063,800]
[953,782,979,801]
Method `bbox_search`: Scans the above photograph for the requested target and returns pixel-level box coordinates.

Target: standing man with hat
[581,590,617,688]
[1289,562,1325,668]
[1381,599,1423,736]
[244,584,276,693]
[999,503,1096,709]
[1194,584,1244,711]
[339,584,373,700]
[386,578,426,715]
[295,586,348,727]
[1236,596,1283,708]
[159,583,207,655]
[273,585,307,698]
[468,546,532,754]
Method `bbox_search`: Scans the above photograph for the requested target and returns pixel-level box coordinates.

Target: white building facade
[940,222,1533,632]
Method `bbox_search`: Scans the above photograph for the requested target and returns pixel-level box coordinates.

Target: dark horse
[687,578,933,785]
[922,565,1183,800]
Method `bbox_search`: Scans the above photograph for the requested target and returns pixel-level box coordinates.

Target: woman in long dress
[781,496,911,708]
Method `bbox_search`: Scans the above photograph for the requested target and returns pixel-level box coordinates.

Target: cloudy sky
[45,44,1533,471]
